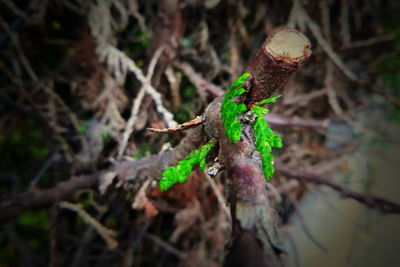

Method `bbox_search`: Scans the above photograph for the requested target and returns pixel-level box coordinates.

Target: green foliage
[159,141,214,191]
[221,72,251,142]
[17,210,49,229]
[251,95,283,180]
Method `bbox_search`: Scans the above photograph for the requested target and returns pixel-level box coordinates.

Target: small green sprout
[159,141,214,191]
[221,72,251,142]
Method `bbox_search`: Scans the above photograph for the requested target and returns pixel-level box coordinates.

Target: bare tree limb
[276,166,400,214]
[0,174,100,224]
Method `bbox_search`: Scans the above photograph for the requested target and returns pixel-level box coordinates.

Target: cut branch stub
[245,27,311,107]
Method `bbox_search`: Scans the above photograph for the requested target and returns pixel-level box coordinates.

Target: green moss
[159,141,214,191]
[221,72,283,180]
[221,72,251,142]
[251,95,282,180]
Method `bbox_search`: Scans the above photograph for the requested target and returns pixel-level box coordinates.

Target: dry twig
[277,166,400,214]
[117,46,165,158]
[148,116,205,133]
[288,0,360,82]
[59,201,118,249]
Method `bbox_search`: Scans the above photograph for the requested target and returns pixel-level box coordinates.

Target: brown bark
[244,27,311,107]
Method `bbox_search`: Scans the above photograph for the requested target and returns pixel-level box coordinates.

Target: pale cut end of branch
[265,27,311,64]
[244,27,312,106]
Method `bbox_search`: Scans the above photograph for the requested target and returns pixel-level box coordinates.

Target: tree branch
[276,166,400,214]
[0,174,100,224]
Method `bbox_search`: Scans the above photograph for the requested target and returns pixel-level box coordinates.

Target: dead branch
[59,201,118,249]
[289,0,361,82]
[98,44,178,128]
[118,46,165,158]
[117,126,206,182]
[0,174,100,224]
[277,166,400,214]
[266,114,328,129]
[148,116,204,133]
[175,61,224,97]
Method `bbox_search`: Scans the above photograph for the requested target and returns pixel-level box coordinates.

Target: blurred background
[0,0,399,266]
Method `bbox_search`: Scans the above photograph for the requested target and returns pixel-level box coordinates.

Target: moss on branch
[159,141,214,191]
[220,72,250,142]
[251,96,282,180]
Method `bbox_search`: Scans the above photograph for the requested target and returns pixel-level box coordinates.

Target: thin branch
[117,46,165,158]
[282,88,328,106]
[276,166,400,214]
[148,116,204,133]
[0,0,29,20]
[144,233,186,259]
[289,0,360,82]
[59,201,118,249]
[204,174,231,219]
[0,63,76,160]
[100,44,177,128]
[0,174,100,224]
[341,34,394,50]
[288,195,328,252]
[266,114,328,128]
[0,15,37,81]
[175,61,224,97]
